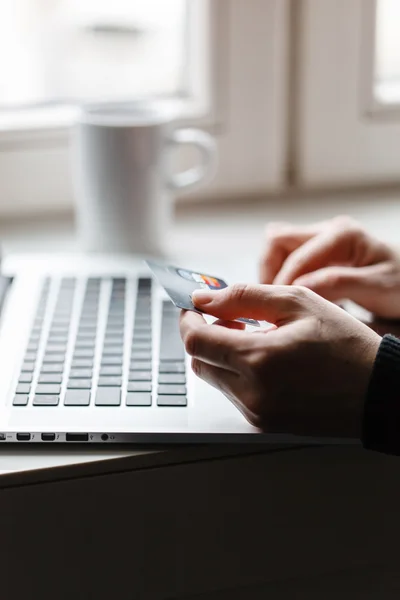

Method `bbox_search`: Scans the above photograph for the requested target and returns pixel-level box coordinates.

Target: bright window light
[0,0,187,108]
[374,0,400,105]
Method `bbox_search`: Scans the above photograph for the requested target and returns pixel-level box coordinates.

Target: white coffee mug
[72,101,217,255]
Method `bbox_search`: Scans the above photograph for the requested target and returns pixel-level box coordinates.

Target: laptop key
[35,384,61,395]
[13,395,29,406]
[69,369,93,379]
[126,393,152,406]
[133,326,152,335]
[51,318,71,326]
[95,388,121,406]
[101,356,123,366]
[130,361,152,371]
[160,308,185,361]
[104,336,123,345]
[16,383,31,394]
[47,335,68,344]
[33,395,60,406]
[157,396,187,407]
[21,361,35,372]
[131,341,152,351]
[45,344,67,353]
[73,349,94,359]
[79,316,98,324]
[75,332,97,341]
[159,362,185,374]
[136,299,150,308]
[98,377,122,387]
[100,366,122,377]
[49,326,69,334]
[159,342,185,362]
[160,342,185,362]
[158,385,186,395]
[132,334,152,342]
[72,359,93,369]
[77,325,97,333]
[27,343,39,353]
[107,318,125,326]
[42,353,65,364]
[40,363,64,373]
[19,373,33,384]
[134,317,152,325]
[131,351,152,361]
[158,373,186,385]
[67,379,92,389]
[74,340,96,350]
[39,374,63,384]
[105,327,124,336]
[128,371,152,381]
[64,390,91,406]
[102,345,124,356]
[128,382,152,393]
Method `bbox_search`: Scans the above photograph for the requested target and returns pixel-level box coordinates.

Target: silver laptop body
[0,254,352,446]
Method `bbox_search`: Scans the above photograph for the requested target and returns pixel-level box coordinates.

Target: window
[0,0,187,107]
[0,0,290,216]
[4,0,400,216]
[294,0,400,187]
[375,0,400,105]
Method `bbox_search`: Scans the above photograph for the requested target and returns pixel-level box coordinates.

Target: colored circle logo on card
[200,275,223,288]
[176,268,226,289]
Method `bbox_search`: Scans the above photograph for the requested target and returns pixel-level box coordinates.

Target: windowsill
[1,190,400,284]
[0,96,211,144]
[0,106,77,134]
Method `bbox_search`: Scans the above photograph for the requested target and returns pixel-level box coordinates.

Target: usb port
[41,433,56,442]
[66,433,89,442]
[0,433,6,441]
[16,433,31,441]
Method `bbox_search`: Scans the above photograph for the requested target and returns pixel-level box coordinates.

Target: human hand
[180,284,381,437]
[259,216,400,319]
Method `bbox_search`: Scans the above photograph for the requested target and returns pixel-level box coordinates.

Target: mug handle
[168,128,217,192]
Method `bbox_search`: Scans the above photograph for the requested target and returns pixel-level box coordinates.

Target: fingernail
[191,289,215,305]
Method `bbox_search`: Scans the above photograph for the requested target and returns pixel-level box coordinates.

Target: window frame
[0,0,290,216]
[294,0,400,188]
[360,0,400,118]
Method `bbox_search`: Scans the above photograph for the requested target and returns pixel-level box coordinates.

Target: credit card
[146,260,260,327]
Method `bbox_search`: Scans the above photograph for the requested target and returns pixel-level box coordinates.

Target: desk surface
[0,192,399,484]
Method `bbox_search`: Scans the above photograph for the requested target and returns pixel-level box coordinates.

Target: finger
[213,319,245,331]
[259,221,330,283]
[273,227,354,285]
[191,357,240,391]
[179,308,206,326]
[179,310,252,371]
[191,283,308,324]
[294,264,385,309]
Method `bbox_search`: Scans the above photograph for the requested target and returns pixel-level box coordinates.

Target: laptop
[0,254,356,446]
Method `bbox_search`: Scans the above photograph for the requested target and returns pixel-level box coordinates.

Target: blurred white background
[1,0,400,217]
[0,0,187,105]
[375,0,400,103]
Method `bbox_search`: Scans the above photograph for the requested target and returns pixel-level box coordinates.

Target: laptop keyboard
[13,277,187,408]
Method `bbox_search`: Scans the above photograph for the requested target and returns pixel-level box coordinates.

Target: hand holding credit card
[146,260,260,327]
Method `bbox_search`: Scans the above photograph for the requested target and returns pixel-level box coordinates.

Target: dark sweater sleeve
[362,334,400,455]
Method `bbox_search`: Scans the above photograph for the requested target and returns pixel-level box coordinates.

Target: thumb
[294,266,372,303]
[192,283,307,324]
